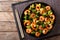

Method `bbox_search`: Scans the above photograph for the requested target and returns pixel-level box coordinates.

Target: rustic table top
[0,0,60,40]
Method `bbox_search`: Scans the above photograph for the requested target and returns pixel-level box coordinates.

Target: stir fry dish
[23,3,55,37]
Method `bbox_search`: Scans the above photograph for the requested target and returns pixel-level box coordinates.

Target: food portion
[23,3,55,37]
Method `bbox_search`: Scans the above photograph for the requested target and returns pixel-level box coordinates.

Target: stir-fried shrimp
[23,3,55,37]
[39,16,45,21]
[33,18,37,23]
[46,24,53,30]
[50,14,55,20]
[35,32,40,37]
[45,6,51,11]
[36,4,41,11]
[42,28,48,34]
[31,22,37,30]
[24,20,31,26]
[30,13,35,18]
[26,29,32,34]
[24,10,30,15]
[39,25,44,30]
[45,17,49,22]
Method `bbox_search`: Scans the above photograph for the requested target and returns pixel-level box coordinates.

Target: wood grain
[0,12,14,21]
[0,0,24,40]
[0,2,18,11]
[0,0,60,40]
[0,0,27,11]
[0,21,17,32]
[0,32,19,40]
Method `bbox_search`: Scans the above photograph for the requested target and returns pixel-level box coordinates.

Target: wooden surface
[0,0,60,40]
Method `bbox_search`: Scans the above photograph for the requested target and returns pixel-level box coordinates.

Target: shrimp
[50,20,54,24]
[24,10,30,15]
[26,29,32,34]
[30,13,35,18]
[24,20,31,26]
[45,6,51,11]
[46,24,53,30]
[35,32,40,37]
[45,17,51,24]
[40,8,45,14]
[45,17,49,22]
[42,28,48,34]
[39,25,44,30]
[36,4,41,11]
[33,18,37,23]
[31,22,37,31]
[45,17,50,22]
[50,14,55,20]
[39,16,45,21]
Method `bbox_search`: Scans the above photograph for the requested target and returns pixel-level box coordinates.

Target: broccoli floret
[42,24,45,28]
[23,15,27,20]
[39,30,42,34]
[31,9,36,13]
[48,10,53,15]
[31,31,36,34]
[26,25,31,29]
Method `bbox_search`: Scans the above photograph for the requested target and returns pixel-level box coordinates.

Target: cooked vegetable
[30,4,35,8]
[40,8,45,14]
[31,31,36,34]
[42,23,45,28]
[31,9,36,13]
[39,30,42,34]
[23,15,27,20]
[26,25,31,29]
[23,3,55,37]
[48,10,53,15]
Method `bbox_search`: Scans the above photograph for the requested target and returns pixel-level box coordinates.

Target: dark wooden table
[0,0,60,40]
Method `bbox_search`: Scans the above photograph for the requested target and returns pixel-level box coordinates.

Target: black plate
[12,0,60,40]
[21,2,56,37]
